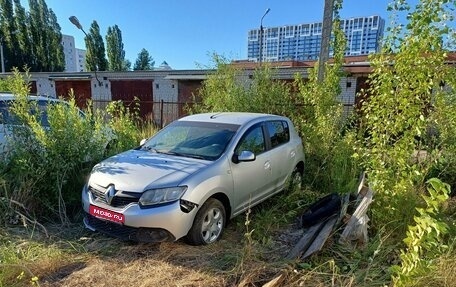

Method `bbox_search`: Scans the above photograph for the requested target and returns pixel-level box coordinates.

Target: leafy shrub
[192,54,295,118]
[392,178,450,286]
[105,99,143,155]
[1,71,110,223]
[357,0,455,284]
[292,18,360,194]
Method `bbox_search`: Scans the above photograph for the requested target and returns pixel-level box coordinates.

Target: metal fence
[92,99,196,128]
[91,97,356,128]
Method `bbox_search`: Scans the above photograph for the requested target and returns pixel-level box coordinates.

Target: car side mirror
[140,138,147,146]
[232,150,255,164]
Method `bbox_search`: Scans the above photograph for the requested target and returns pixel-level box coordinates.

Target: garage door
[110,80,153,119]
[55,80,92,109]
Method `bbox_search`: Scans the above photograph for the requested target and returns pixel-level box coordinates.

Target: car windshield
[142,120,240,161]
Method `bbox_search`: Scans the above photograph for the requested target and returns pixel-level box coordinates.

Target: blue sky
[41,0,420,70]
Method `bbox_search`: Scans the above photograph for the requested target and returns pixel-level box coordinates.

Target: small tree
[133,48,154,70]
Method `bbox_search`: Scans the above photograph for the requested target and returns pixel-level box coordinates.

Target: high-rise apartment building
[76,48,86,72]
[247,15,384,62]
[62,34,77,72]
[61,34,86,72]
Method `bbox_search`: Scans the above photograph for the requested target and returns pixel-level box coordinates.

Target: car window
[236,125,265,155]
[266,121,290,148]
[35,100,51,126]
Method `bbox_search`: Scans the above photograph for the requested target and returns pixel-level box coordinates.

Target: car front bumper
[81,184,197,242]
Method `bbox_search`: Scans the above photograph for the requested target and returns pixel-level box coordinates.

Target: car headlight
[139,186,187,207]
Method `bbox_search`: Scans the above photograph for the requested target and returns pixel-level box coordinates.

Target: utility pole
[317,0,334,82]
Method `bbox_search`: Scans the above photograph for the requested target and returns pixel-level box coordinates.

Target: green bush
[192,54,295,118]
[105,99,143,155]
[1,72,110,223]
[357,0,455,284]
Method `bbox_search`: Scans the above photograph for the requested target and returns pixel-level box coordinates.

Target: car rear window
[266,120,290,148]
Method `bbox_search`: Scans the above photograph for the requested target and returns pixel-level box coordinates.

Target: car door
[230,123,273,215]
[265,120,294,190]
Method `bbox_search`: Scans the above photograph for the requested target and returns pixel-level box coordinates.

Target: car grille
[85,213,138,241]
[89,185,140,208]
[84,214,175,242]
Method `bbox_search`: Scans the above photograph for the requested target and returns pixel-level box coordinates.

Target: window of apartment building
[350,30,363,54]
[284,25,295,38]
[339,20,346,32]
[312,23,322,35]
[267,27,279,39]
[248,30,259,41]
[299,24,310,36]
[371,16,379,30]
[353,17,364,30]
[266,39,279,58]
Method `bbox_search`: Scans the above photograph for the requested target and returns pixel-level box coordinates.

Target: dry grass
[3,196,456,287]
[1,222,289,287]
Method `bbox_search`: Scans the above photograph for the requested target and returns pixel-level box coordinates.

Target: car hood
[88,149,209,192]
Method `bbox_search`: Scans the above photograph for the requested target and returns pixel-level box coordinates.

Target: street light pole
[259,8,270,64]
[69,16,102,85]
[1,38,5,74]
[69,16,87,36]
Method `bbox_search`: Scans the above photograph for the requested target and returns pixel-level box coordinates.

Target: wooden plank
[302,214,338,258]
[285,220,326,260]
[262,274,284,287]
[357,171,367,194]
[339,188,373,245]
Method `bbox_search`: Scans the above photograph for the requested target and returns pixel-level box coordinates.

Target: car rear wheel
[186,198,226,245]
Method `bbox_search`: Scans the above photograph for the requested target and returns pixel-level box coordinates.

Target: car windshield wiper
[181,153,206,160]
[142,146,158,152]
[162,150,206,160]
[142,147,205,160]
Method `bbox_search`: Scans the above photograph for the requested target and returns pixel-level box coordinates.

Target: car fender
[180,156,234,210]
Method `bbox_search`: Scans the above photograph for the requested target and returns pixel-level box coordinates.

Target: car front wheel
[186,198,226,245]
[290,167,303,191]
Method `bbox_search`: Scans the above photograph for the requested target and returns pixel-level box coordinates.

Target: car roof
[178,112,288,126]
[0,92,59,102]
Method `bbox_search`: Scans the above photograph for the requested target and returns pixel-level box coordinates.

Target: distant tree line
[0,0,64,72]
[0,0,155,72]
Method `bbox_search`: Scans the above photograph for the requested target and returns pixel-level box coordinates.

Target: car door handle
[264,161,271,170]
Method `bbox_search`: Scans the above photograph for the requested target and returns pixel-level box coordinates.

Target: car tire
[186,198,226,245]
[289,167,303,191]
[300,193,341,228]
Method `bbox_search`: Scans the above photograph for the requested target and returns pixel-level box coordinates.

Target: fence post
[160,99,164,129]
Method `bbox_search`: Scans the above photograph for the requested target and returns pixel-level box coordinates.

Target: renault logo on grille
[105,185,116,205]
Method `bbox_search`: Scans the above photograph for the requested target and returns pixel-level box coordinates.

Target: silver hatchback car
[82,112,304,245]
